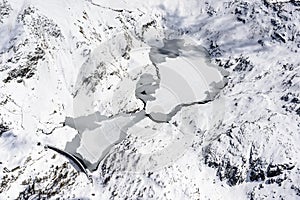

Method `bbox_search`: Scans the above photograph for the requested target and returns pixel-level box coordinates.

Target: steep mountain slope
[0,0,299,199]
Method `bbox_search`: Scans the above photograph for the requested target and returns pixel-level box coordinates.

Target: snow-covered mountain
[0,0,300,199]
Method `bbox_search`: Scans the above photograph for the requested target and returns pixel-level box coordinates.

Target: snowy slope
[0,0,300,199]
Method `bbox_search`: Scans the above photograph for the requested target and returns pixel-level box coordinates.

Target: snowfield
[0,0,300,199]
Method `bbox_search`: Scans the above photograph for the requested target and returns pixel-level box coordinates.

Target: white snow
[0,0,300,199]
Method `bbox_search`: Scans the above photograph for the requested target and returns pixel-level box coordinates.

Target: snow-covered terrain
[0,0,300,199]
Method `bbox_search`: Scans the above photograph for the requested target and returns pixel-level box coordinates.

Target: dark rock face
[2,5,62,84]
[204,148,244,186]
[17,163,78,200]
[0,0,12,23]
[17,7,63,39]
[233,57,254,72]
[281,92,300,117]
[0,123,9,136]
[3,47,45,83]
[267,165,283,178]
[216,162,244,186]
[291,184,300,196]
[234,2,251,24]
[204,139,295,187]
[266,163,295,178]
[248,158,266,182]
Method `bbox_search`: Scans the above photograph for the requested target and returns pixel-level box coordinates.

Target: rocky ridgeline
[198,0,300,196]
[2,5,62,83]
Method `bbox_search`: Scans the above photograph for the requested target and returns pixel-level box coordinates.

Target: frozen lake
[64,38,227,171]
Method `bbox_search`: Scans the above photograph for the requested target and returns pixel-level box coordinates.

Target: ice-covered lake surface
[64,38,227,171]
